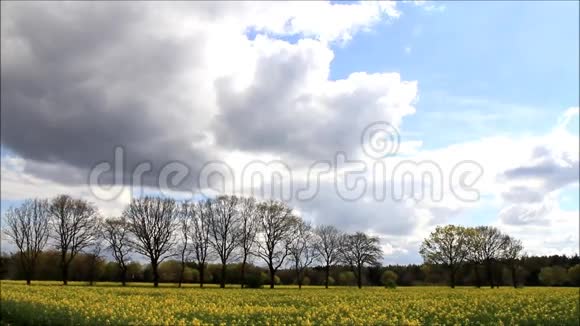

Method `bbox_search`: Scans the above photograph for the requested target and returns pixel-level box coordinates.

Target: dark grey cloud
[503,146,579,190]
[501,186,545,203]
[1,2,416,190]
[498,202,552,226]
[1,2,215,188]
[498,145,578,226]
[500,145,579,205]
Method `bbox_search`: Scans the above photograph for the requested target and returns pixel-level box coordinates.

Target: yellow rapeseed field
[1,281,578,325]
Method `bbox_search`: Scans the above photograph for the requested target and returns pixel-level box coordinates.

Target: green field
[1,281,578,325]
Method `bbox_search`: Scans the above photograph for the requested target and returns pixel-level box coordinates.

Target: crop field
[1,281,578,325]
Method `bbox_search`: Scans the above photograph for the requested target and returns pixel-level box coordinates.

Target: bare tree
[502,235,524,288]
[238,197,258,288]
[476,226,508,288]
[49,195,100,285]
[176,205,192,288]
[185,199,212,288]
[3,199,50,285]
[314,224,342,288]
[288,219,318,289]
[124,197,177,287]
[254,200,298,289]
[340,232,383,289]
[420,225,468,288]
[208,195,241,288]
[102,218,132,286]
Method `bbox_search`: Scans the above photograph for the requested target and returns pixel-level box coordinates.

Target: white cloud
[1,2,577,263]
[1,156,131,217]
[411,0,446,13]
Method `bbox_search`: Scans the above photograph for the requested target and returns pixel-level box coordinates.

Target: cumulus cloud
[1,156,130,217]
[498,199,553,226]
[1,0,425,262]
[1,1,410,189]
[1,2,216,188]
[503,147,579,191]
[215,49,417,160]
[496,109,579,229]
[1,2,577,262]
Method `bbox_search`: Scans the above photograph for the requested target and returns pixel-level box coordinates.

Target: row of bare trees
[3,196,101,285]
[3,195,383,288]
[420,225,524,288]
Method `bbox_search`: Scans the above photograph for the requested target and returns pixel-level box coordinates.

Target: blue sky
[1,1,578,262]
[330,1,580,228]
[332,1,578,146]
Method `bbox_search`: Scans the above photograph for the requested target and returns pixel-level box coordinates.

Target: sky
[1,1,578,264]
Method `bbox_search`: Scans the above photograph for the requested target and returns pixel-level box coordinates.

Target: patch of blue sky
[328,1,578,149]
[559,186,580,212]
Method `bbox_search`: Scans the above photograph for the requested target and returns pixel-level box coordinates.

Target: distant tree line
[2,195,579,288]
[420,225,523,288]
[420,225,580,288]
[2,249,579,288]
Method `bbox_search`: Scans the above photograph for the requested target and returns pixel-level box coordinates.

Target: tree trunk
[61,262,69,286]
[152,262,159,287]
[25,262,36,286]
[296,268,302,290]
[269,266,275,289]
[220,263,227,288]
[486,260,494,288]
[511,265,517,288]
[357,264,362,289]
[25,267,32,286]
[199,264,204,288]
[178,262,185,288]
[474,263,481,288]
[325,265,330,289]
[121,267,127,287]
[240,257,247,289]
[88,258,96,286]
[449,266,455,288]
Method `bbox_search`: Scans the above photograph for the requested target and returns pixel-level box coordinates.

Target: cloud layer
[1,2,578,262]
